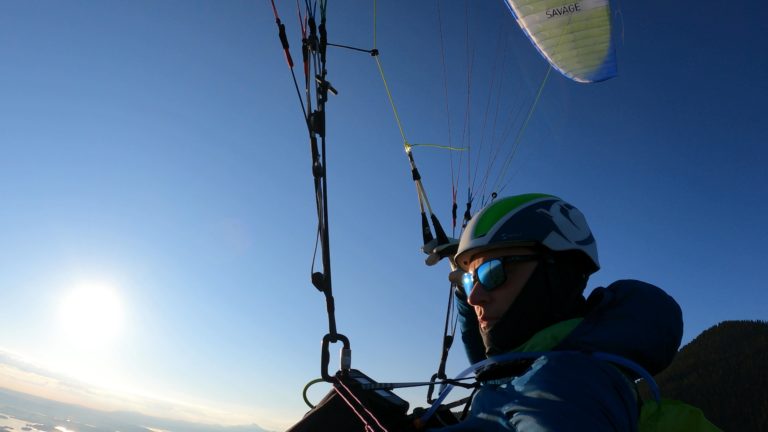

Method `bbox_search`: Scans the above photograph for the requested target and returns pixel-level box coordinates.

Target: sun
[59,282,125,348]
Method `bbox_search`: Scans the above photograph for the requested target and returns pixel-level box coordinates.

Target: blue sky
[0,0,766,430]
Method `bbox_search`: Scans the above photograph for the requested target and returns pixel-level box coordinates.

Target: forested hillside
[651,320,768,431]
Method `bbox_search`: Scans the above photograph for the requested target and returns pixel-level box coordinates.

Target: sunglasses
[461,254,540,294]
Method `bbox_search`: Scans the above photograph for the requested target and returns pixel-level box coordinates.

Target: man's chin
[479,319,498,331]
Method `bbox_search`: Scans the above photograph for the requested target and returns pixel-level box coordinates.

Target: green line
[410,143,466,151]
[374,55,409,150]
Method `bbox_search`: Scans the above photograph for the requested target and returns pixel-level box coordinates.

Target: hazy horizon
[0,380,271,432]
[0,349,272,431]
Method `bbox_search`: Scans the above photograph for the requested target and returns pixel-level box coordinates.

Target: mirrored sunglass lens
[478,260,506,290]
[461,272,474,293]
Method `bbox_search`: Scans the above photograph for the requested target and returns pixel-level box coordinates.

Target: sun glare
[59,282,125,347]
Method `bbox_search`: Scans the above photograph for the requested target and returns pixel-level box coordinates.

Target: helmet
[454,193,599,274]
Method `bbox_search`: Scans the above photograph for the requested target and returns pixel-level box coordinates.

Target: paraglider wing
[504,0,617,83]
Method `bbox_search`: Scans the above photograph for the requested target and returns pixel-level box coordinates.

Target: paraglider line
[494,65,553,195]
[327,42,377,55]
[269,0,309,124]
[409,143,465,151]
[373,55,408,150]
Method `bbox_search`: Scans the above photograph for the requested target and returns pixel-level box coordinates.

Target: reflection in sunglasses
[460,254,540,294]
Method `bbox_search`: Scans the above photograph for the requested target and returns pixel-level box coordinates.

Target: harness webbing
[420,350,662,425]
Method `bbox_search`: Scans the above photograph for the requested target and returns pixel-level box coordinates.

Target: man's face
[464,247,539,330]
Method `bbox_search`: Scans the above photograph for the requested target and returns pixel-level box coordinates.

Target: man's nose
[467,283,488,306]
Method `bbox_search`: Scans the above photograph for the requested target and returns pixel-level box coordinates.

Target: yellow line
[410,143,466,151]
[373,54,409,151]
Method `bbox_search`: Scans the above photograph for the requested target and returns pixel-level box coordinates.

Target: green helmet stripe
[473,193,554,238]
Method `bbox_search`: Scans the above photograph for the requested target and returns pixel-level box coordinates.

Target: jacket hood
[556,279,683,375]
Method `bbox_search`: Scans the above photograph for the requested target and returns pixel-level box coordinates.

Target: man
[430,193,715,431]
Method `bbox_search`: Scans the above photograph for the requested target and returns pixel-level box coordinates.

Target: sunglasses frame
[461,254,540,294]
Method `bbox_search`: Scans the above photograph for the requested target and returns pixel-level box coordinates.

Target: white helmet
[454,193,599,273]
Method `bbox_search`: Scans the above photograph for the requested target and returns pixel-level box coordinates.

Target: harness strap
[420,350,661,424]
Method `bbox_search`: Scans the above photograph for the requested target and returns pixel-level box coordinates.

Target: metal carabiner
[321,333,351,381]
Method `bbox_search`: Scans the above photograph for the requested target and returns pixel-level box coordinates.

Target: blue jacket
[434,280,683,431]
